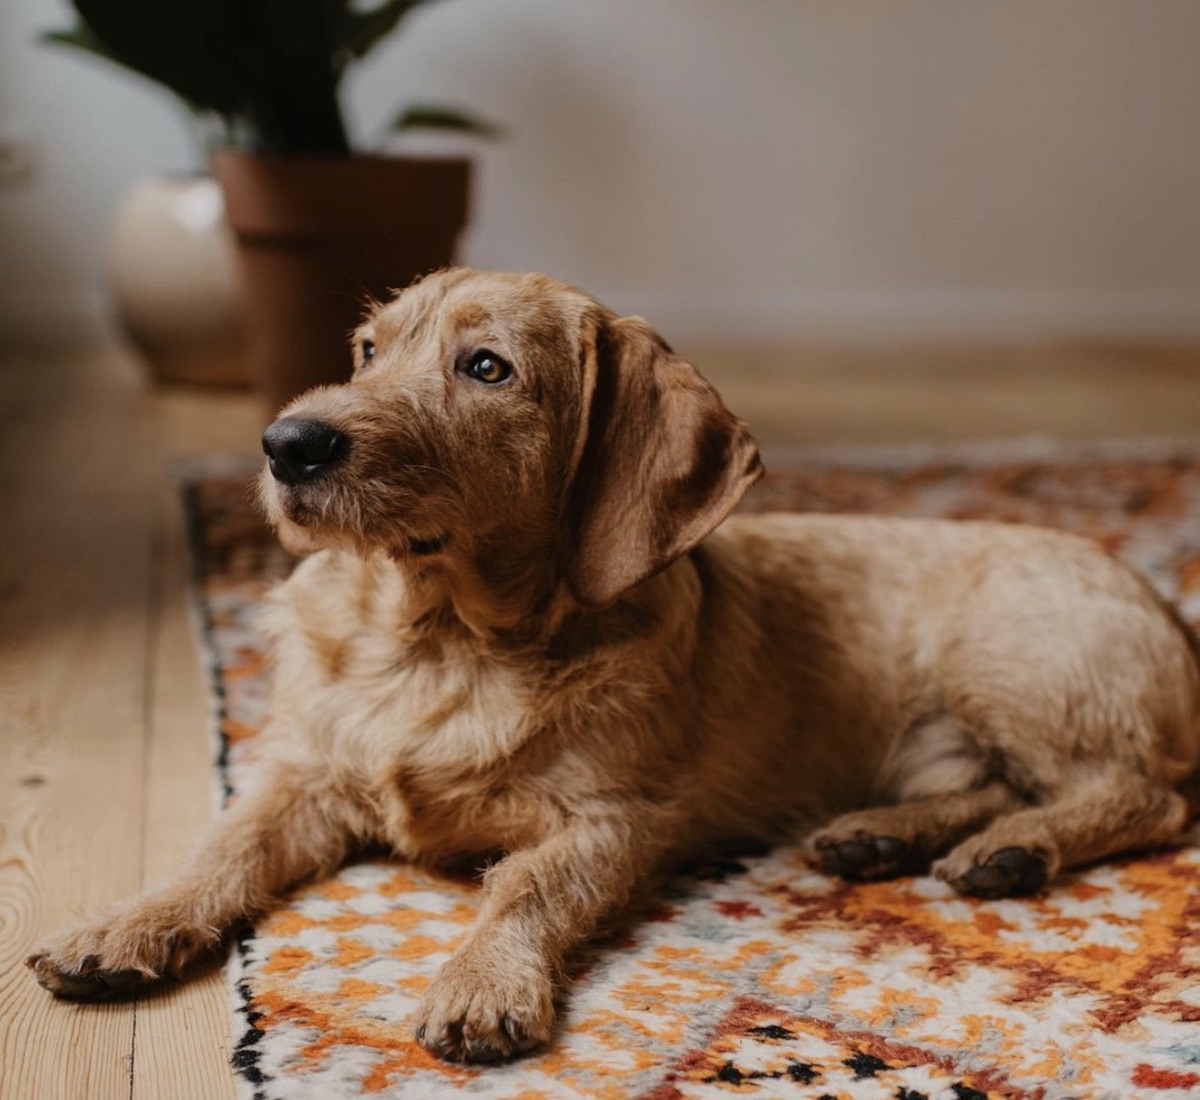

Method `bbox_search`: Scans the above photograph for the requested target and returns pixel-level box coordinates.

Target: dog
[29,268,1200,1063]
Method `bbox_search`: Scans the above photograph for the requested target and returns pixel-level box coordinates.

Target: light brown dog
[30,269,1200,1062]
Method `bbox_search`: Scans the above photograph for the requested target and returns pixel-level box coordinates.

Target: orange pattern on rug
[185,443,1200,1100]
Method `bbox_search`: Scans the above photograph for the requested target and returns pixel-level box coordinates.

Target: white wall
[3,0,1200,345]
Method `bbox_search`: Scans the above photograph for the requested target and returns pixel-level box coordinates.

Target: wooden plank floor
[1,338,1198,1099]
[0,346,261,1100]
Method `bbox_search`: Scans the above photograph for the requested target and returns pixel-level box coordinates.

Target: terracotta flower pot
[108,176,251,387]
[212,150,471,412]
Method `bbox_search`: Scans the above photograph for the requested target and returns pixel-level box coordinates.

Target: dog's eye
[464,349,512,385]
[359,339,376,367]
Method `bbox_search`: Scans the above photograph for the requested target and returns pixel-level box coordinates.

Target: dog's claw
[27,952,153,1001]
[955,846,1048,898]
[816,833,919,881]
[415,1013,538,1063]
[463,1029,504,1063]
[423,1021,464,1061]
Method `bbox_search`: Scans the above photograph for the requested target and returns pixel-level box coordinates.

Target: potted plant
[45,0,495,408]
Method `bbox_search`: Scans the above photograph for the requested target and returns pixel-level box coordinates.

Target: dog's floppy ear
[564,315,763,609]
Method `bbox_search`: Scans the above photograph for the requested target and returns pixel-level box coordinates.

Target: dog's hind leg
[808,712,1025,882]
[27,760,358,999]
[808,781,1023,881]
[933,767,1188,898]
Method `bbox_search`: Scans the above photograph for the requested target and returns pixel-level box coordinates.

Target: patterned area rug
[184,441,1200,1100]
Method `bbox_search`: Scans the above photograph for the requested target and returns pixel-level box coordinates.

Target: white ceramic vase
[108,175,250,387]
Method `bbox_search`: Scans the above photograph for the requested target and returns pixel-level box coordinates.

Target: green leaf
[41,22,215,121]
[43,0,465,155]
[70,0,248,115]
[239,0,352,154]
[40,25,119,64]
[392,103,502,138]
[341,0,434,60]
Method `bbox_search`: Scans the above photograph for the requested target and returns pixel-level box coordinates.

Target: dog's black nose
[262,417,347,484]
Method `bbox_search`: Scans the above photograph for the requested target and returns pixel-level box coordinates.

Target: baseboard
[3,285,1198,350]
[596,286,1200,345]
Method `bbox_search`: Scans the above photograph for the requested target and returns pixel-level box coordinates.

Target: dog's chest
[303,625,530,751]
[276,606,548,854]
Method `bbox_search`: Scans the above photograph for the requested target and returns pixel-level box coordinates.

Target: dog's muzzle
[262,417,348,484]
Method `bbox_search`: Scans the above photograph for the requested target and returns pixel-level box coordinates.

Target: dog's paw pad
[815,833,917,881]
[953,846,1048,898]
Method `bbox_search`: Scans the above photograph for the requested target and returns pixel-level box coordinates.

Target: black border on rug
[179,472,275,1100]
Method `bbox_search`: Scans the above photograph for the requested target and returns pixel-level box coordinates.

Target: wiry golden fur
[30,269,1200,1063]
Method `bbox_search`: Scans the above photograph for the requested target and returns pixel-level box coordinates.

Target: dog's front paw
[27,898,217,1000]
[414,946,554,1063]
[934,843,1052,898]
[808,827,924,882]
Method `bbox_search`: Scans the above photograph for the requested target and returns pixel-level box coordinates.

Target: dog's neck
[379,533,705,670]
[386,533,570,646]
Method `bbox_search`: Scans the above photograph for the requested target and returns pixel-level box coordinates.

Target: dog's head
[259,269,762,614]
